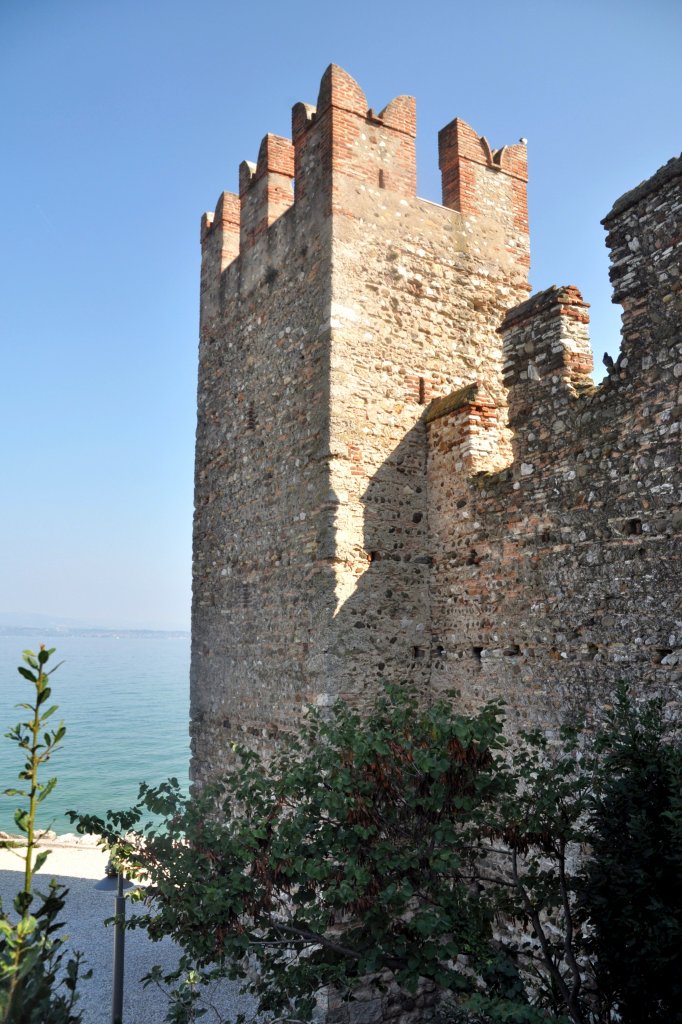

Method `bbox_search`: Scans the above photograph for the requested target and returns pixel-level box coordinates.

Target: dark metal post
[112,871,125,1024]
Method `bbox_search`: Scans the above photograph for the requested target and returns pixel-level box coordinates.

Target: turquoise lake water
[0,633,190,835]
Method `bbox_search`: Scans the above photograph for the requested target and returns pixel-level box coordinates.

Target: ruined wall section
[192,121,335,784]
[324,67,531,706]
[427,157,681,728]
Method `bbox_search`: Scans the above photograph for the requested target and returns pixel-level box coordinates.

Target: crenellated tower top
[199,64,531,321]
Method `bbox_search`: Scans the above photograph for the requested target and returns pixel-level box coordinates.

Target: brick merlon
[498,285,588,333]
[316,63,367,117]
[373,94,417,138]
[255,134,295,182]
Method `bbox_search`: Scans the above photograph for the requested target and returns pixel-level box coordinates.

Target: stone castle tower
[191,66,680,784]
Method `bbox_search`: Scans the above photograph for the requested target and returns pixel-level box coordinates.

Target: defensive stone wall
[427,157,681,727]
[192,64,680,790]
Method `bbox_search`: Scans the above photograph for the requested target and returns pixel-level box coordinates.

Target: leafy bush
[0,647,87,1024]
[74,683,681,1024]
[581,687,682,1024]
[76,690,519,1021]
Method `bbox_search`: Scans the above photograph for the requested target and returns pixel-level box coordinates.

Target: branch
[510,848,584,1024]
[267,921,406,972]
[469,872,517,889]
[557,844,583,1013]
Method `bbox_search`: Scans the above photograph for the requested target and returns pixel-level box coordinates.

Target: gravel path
[0,843,258,1024]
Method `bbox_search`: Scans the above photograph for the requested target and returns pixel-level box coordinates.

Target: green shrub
[581,685,682,1024]
[76,689,518,1021]
[74,682,681,1024]
[0,647,86,1024]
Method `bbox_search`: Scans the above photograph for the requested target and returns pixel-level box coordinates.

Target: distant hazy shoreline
[0,626,190,640]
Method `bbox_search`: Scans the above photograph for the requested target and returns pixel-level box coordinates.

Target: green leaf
[38,777,57,802]
[37,686,52,705]
[14,808,30,834]
[15,913,38,939]
[17,666,37,682]
[32,850,50,873]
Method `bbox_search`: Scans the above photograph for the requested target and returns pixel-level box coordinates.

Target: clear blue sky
[1,0,679,630]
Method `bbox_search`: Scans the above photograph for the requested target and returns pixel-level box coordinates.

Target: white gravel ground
[0,837,258,1024]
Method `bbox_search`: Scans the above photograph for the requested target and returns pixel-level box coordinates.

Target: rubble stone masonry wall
[192,63,680,788]
[427,158,681,728]
[192,118,332,782]
[192,66,532,782]
[325,82,530,710]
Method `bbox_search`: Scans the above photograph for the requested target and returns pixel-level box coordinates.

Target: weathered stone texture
[192,63,680,787]
[192,142,333,782]
[192,65,533,783]
[326,166,528,707]
[428,161,681,727]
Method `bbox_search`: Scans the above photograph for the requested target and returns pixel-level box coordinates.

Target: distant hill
[0,612,189,639]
